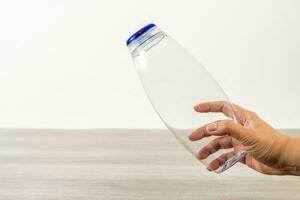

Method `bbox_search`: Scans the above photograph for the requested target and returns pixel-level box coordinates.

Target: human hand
[188,101,297,175]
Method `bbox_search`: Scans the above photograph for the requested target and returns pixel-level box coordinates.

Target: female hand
[188,101,299,175]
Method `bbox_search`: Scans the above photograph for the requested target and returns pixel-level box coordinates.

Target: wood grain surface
[0,129,299,200]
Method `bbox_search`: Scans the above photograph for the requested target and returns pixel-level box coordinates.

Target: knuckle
[223,120,233,128]
[221,121,232,132]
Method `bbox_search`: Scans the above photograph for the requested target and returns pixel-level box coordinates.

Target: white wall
[0,0,299,129]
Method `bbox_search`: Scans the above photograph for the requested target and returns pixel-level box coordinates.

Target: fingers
[198,136,233,160]
[194,101,236,117]
[207,151,235,171]
[189,120,248,141]
[194,101,248,124]
[188,125,210,141]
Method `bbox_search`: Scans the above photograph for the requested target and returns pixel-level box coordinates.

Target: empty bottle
[126,23,245,173]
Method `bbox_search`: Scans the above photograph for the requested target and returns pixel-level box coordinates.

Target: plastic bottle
[126,23,245,173]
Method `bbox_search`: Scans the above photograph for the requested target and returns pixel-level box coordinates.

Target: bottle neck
[127,26,165,57]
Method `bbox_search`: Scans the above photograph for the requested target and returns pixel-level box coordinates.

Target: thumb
[206,120,249,140]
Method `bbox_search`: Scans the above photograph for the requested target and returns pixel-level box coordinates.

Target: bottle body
[127,24,245,173]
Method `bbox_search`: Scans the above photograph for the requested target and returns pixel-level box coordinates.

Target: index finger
[194,101,244,119]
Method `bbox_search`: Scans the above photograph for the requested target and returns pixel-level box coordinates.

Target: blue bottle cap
[126,23,156,46]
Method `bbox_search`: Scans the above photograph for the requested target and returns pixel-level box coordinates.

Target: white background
[0,0,299,129]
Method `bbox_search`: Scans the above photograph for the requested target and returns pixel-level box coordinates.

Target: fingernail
[207,123,217,132]
[207,166,213,171]
[188,132,195,140]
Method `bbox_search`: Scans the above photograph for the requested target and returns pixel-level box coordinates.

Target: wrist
[278,136,300,176]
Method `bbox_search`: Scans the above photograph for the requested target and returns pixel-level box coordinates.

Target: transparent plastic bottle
[126,23,245,173]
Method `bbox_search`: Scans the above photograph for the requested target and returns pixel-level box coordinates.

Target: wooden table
[0,129,299,199]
